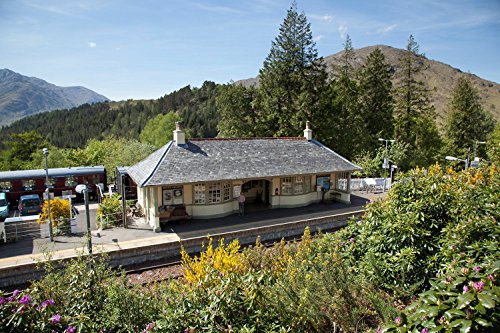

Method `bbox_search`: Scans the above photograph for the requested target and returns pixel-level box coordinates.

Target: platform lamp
[42,148,54,242]
[75,184,92,254]
[378,138,395,192]
[445,155,468,170]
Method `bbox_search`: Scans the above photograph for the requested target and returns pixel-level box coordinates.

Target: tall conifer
[259,1,328,138]
[358,48,394,151]
[326,35,365,159]
[444,77,495,158]
[393,35,441,168]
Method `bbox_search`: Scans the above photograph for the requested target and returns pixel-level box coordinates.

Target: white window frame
[194,184,206,204]
[335,172,349,192]
[193,181,232,205]
[280,176,312,196]
[208,182,222,204]
[223,182,231,201]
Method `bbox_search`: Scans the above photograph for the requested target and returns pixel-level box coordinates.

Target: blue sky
[1,0,499,101]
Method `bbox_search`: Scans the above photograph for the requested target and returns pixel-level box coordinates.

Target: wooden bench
[159,206,191,222]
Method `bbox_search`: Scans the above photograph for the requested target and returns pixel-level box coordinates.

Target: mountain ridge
[0,69,109,126]
[236,45,500,124]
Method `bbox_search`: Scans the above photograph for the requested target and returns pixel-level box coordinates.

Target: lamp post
[445,155,468,170]
[378,138,395,192]
[42,148,54,242]
[76,184,92,254]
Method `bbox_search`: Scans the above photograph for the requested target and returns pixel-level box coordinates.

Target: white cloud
[308,13,334,23]
[377,23,398,34]
[338,25,348,39]
[88,42,97,48]
[191,2,242,14]
[313,35,323,42]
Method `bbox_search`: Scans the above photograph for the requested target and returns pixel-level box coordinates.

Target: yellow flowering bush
[181,237,247,286]
[38,198,70,227]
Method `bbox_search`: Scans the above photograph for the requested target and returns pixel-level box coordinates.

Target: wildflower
[349,238,355,243]
[466,308,473,319]
[12,290,19,297]
[376,327,381,333]
[475,266,480,273]
[0,297,6,305]
[488,274,494,282]
[50,314,61,324]
[461,267,469,275]
[463,285,469,293]
[42,299,55,308]
[451,245,455,251]
[439,316,446,325]
[395,316,402,326]
[146,322,155,330]
[18,295,31,305]
[65,326,76,333]
[445,276,452,284]
[422,328,428,333]
[473,281,484,292]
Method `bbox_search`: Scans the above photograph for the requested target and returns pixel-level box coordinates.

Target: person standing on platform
[238,192,246,216]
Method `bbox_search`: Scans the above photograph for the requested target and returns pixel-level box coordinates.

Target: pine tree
[393,35,441,168]
[444,77,495,158]
[326,35,365,159]
[358,48,394,151]
[259,1,328,138]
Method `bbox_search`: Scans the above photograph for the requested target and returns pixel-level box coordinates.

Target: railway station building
[127,122,361,231]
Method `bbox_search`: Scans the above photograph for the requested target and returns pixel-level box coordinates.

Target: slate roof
[127,138,361,187]
[0,166,105,181]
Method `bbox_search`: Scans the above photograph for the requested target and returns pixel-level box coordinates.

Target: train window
[46,178,56,188]
[22,179,36,191]
[0,181,12,192]
[65,176,78,187]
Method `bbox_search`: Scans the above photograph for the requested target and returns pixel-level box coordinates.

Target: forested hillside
[0,81,219,149]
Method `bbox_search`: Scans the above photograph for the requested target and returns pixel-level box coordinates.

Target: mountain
[0,69,109,126]
[236,45,500,124]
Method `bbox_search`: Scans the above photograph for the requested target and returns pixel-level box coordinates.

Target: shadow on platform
[167,194,369,239]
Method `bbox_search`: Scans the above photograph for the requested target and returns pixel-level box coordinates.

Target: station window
[335,172,349,192]
[281,177,293,195]
[65,176,78,187]
[281,176,312,195]
[194,182,232,205]
[194,184,206,204]
[223,182,231,201]
[208,183,221,204]
[0,181,12,192]
[22,179,36,191]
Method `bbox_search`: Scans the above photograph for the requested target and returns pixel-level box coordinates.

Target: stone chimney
[173,121,186,146]
[304,121,312,141]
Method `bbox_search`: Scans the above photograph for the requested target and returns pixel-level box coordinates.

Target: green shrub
[334,165,499,297]
[97,193,122,229]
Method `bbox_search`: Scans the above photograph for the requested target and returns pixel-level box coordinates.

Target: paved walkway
[0,191,382,269]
